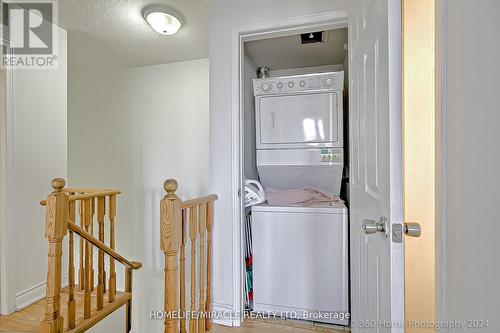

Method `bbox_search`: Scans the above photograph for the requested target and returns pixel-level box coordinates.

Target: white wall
[0,27,67,314]
[68,58,209,332]
[270,64,344,77]
[439,0,500,330]
[208,0,348,319]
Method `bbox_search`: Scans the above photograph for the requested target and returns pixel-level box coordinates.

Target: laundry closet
[242,28,350,327]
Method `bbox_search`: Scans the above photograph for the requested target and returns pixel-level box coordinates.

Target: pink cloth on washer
[265,186,343,206]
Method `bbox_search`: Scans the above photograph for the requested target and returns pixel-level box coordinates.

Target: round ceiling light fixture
[143,5,183,35]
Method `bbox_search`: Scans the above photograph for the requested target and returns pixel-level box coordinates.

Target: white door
[349,0,404,332]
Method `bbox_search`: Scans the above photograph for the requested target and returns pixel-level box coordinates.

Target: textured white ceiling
[59,0,209,68]
[245,28,348,70]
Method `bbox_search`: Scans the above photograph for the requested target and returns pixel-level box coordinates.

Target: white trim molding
[212,301,235,327]
[15,272,69,311]
[230,10,348,327]
[0,29,15,315]
[435,0,448,323]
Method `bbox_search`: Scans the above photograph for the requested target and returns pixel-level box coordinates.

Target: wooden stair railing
[160,179,218,333]
[40,178,142,333]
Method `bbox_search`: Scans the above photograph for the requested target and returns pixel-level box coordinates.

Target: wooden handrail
[67,191,122,202]
[40,190,122,206]
[181,194,219,209]
[68,220,142,270]
[63,187,121,193]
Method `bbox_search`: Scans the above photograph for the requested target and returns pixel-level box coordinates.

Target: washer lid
[251,202,346,214]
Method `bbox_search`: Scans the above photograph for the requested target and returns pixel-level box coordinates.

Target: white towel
[265,186,343,206]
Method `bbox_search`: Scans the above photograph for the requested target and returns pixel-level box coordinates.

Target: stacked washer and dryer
[250,71,349,326]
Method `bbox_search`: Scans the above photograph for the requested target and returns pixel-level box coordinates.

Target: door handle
[363,217,387,236]
[403,222,421,237]
[268,112,275,128]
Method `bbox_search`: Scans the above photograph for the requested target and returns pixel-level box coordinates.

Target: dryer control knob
[324,78,333,87]
[288,81,294,88]
[299,80,306,87]
[261,81,272,92]
[277,82,283,89]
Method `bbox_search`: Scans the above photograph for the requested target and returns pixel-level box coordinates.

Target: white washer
[251,202,349,326]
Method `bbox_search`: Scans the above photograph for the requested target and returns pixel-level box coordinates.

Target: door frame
[230,10,348,326]
[0,27,15,315]
[435,0,448,323]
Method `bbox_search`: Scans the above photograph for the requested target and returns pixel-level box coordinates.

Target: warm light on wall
[403,0,436,332]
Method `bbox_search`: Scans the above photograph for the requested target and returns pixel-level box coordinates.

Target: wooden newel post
[205,200,214,331]
[161,179,182,333]
[41,178,68,333]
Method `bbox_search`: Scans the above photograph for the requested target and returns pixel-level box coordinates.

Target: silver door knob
[404,222,421,237]
[363,218,386,235]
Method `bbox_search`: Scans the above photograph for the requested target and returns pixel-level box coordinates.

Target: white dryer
[253,71,344,195]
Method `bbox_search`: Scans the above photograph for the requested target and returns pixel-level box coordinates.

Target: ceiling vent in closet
[300,31,327,45]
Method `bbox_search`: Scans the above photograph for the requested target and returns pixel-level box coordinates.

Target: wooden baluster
[198,204,207,333]
[108,194,117,303]
[89,197,95,291]
[125,266,133,333]
[180,209,187,333]
[83,198,92,319]
[67,196,76,329]
[96,197,105,310]
[78,199,85,290]
[205,201,214,331]
[41,178,68,333]
[160,180,182,333]
[101,199,107,294]
[189,206,197,333]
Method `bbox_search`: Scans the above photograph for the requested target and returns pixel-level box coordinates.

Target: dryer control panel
[253,71,344,96]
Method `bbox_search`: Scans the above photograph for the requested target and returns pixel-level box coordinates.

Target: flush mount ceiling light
[143,5,183,35]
